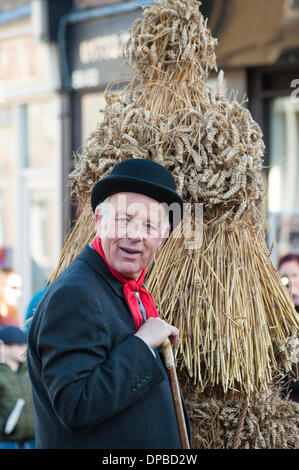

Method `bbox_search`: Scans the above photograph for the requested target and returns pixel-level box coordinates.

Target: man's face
[95,192,170,280]
[279,260,299,306]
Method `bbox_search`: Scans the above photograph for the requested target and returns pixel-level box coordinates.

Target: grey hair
[95,196,111,219]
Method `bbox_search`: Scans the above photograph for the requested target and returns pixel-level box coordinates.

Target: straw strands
[49,206,95,284]
[68,0,264,226]
[123,0,218,83]
[145,210,299,397]
[70,85,265,228]
[180,377,299,449]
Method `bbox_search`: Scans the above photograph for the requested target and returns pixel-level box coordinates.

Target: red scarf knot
[127,280,141,291]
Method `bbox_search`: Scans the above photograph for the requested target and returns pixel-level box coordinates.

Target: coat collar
[77,245,125,298]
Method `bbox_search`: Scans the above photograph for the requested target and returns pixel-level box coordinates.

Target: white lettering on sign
[72,68,100,89]
[79,31,130,64]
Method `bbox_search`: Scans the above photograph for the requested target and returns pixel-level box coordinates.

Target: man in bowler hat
[27,159,190,449]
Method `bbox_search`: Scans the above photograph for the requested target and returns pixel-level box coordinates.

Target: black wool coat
[27,245,191,449]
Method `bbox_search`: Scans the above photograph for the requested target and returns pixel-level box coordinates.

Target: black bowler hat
[91,159,183,230]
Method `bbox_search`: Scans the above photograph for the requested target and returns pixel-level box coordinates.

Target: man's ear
[95,206,104,236]
[164,224,171,239]
[159,224,171,246]
[95,206,102,224]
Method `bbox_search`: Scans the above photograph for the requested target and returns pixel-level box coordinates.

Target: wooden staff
[161,338,190,449]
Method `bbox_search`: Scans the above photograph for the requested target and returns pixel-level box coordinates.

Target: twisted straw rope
[232,400,249,449]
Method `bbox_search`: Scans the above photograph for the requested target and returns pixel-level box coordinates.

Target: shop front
[60,0,154,157]
[248,65,299,265]
[203,0,299,265]
[0,13,66,320]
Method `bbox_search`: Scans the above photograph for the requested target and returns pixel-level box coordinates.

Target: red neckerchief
[91,236,160,330]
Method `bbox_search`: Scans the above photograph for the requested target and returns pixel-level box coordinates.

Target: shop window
[268,96,299,262]
[19,100,58,307]
[81,91,106,143]
[25,101,56,168]
[248,65,299,265]
[29,188,55,294]
[0,108,15,268]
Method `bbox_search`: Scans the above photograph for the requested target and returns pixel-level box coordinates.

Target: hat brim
[91,175,183,230]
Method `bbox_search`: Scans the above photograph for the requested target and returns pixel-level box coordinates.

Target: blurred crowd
[0,268,36,448]
[0,268,22,328]
[0,254,298,449]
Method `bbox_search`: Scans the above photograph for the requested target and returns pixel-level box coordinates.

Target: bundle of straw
[146,209,298,395]
[180,371,299,449]
[50,0,299,447]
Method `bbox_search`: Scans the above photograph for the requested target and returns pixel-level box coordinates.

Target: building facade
[0,0,72,318]
[203,0,299,264]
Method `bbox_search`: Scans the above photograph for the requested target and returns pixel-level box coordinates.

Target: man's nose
[127,220,145,239]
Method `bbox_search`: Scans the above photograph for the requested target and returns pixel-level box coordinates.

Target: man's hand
[134,318,179,350]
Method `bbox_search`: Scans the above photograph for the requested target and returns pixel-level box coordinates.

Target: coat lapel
[77,245,124,299]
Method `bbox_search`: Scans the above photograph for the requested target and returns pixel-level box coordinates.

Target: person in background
[0,268,22,328]
[278,254,299,403]
[278,254,299,312]
[0,326,35,449]
[24,286,47,332]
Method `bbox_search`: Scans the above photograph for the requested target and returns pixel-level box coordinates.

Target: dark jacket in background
[27,245,190,449]
[0,362,35,441]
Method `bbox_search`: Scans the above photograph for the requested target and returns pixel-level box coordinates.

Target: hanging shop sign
[65,0,299,93]
[67,9,140,90]
[201,0,299,68]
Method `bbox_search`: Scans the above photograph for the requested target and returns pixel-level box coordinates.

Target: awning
[201,0,299,68]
